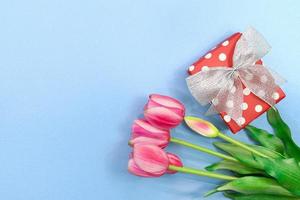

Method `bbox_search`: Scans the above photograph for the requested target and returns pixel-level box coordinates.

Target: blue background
[0,0,300,199]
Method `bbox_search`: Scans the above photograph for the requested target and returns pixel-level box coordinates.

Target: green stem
[218,132,269,158]
[170,137,238,162]
[168,165,237,181]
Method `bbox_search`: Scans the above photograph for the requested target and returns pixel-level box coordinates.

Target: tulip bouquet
[128,94,300,199]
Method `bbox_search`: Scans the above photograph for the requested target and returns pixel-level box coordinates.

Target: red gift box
[187,32,285,133]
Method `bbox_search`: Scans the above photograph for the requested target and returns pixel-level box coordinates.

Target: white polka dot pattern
[189,65,195,72]
[241,102,248,110]
[243,88,251,96]
[255,105,263,112]
[223,115,231,122]
[202,66,209,71]
[222,40,229,46]
[237,117,246,125]
[260,75,268,83]
[205,53,212,59]
[226,100,234,108]
[257,90,266,97]
[218,53,227,61]
[272,92,279,100]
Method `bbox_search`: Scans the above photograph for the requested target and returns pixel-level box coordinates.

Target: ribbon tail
[240,64,277,107]
[205,104,218,116]
[266,66,286,85]
[211,77,244,125]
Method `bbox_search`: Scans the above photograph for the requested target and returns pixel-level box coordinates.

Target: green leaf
[223,192,300,200]
[245,125,285,154]
[213,142,283,170]
[205,160,263,175]
[267,108,300,162]
[206,176,294,197]
[254,156,300,196]
[249,144,284,159]
[213,142,262,170]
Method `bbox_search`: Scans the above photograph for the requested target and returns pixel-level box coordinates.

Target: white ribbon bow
[186,27,285,125]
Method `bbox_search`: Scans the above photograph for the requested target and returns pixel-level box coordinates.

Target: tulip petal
[166,153,183,174]
[133,144,169,176]
[145,107,183,130]
[130,136,169,148]
[132,119,170,141]
[149,94,185,116]
[184,116,219,138]
[128,158,159,177]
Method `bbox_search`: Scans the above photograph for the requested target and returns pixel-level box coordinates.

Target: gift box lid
[187,32,285,133]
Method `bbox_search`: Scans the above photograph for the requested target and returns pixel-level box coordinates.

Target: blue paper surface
[0,0,300,199]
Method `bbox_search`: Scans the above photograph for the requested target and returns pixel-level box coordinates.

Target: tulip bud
[184,116,219,138]
[144,94,185,130]
[166,153,183,174]
[130,119,170,148]
[128,144,169,177]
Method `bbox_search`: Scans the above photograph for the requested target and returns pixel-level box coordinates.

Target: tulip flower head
[144,94,185,116]
[130,119,170,148]
[166,153,183,174]
[128,144,183,177]
[184,116,219,138]
[144,94,185,130]
[128,158,157,177]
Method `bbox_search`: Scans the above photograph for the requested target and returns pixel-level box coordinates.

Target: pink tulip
[128,144,169,177]
[166,153,183,174]
[130,119,170,148]
[144,94,185,130]
[128,159,159,177]
[145,94,185,116]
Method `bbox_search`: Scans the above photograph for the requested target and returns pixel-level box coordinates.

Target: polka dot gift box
[186,27,285,133]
